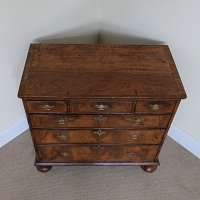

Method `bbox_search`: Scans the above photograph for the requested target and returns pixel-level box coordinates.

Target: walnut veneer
[18,44,186,173]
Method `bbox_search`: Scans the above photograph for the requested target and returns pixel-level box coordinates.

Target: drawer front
[33,129,164,145]
[26,101,67,113]
[30,114,171,128]
[135,100,176,114]
[70,100,133,113]
[37,145,159,162]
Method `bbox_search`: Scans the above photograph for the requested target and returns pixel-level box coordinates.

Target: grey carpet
[0,130,200,200]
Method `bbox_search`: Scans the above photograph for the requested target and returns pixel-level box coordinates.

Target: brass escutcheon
[94,129,106,136]
[94,115,107,122]
[94,145,103,150]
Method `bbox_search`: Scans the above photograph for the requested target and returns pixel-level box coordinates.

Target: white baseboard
[168,124,200,159]
[0,118,29,148]
[0,118,199,160]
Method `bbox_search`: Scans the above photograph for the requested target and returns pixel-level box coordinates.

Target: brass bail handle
[132,118,144,124]
[129,134,140,140]
[124,117,144,124]
[59,152,69,157]
[40,104,54,111]
[56,118,68,125]
[56,116,77,125]
[56,134,70,141]
[149,103,163,111]
[127,152,135,157]
[95,104,109,111]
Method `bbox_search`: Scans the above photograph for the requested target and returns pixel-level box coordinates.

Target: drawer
[70,100,133,113]
[26,101,67,113]
[37,144,159,162]
[33,129,165,145]
[135,100,176,114]
[30,114,171,128]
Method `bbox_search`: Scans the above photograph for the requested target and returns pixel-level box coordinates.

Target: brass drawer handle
[95,104,109,111]
[56,134,70,141]
[124,117,144,124]
[129,134,140,140]
[94,115,107,122]
[94,129,106,136]
[149,103,163,111]
[56,119,68,125]
[127,152,135,157]
[59,152,69,157]
[40,104,54,111]
[56,116,77,125]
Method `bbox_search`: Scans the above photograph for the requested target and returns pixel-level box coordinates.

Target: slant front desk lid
[18,44,186,99]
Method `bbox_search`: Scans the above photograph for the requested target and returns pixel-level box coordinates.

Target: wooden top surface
[18,44,186,99]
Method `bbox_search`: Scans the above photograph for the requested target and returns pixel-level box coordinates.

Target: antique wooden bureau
[18,44,186,173]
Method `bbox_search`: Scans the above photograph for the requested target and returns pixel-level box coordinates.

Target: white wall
[0,0,99,133]
[99,0,200,142]
[1,0,200,147]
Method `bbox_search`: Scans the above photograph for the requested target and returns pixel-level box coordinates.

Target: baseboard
[0,118,29,148]
[168,124,200,159]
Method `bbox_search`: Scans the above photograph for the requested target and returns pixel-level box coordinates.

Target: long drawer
[33,129,165,145]
[37,144,159,162]
[30,114,171,128]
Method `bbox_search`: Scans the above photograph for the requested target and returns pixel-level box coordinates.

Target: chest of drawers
[18,44,186,173]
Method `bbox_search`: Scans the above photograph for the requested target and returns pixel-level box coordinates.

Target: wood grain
[37,144,159,162]
[18,44,186,99]
[70,99,133,113]
[18,44,186,172]
[32,129,165,145]
[29,114,171,128]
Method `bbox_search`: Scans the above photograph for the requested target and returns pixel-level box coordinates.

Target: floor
[0,130,200,200]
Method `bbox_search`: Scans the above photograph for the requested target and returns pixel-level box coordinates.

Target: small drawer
[30,114,171,128]
[135,100,176,114]
[37,144,159,162]
[33,129,165,145]
[70,100,133,113]
[26,101,67,113]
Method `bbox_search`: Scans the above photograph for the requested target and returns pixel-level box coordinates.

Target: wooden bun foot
[36,165,52,173]
[141,165,158,173]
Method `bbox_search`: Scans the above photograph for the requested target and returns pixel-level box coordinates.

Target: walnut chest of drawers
[18,44,186,173]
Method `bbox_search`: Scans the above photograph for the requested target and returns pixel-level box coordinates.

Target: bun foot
[36,165,52,173]
[141,165,158,173]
